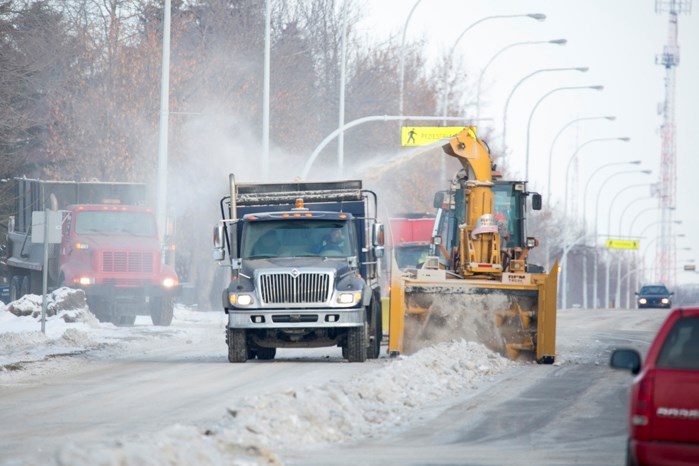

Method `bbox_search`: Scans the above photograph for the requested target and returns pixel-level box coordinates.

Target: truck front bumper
[227,307,364,328]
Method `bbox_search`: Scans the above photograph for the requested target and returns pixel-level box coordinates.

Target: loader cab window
[493,185,522,249]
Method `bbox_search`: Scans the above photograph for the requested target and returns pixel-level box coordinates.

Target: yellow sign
[401,126,471,146]
[605,239,640,250]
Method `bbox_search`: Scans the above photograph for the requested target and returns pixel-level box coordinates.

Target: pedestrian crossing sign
[605,239,640,250]
[401,126,470,146]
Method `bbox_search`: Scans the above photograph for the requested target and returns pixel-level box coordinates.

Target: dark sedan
[636,284,673,309]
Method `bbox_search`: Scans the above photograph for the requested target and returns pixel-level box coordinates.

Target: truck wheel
[150,297,174,326]
[227,328,248,363]
[9,276,21,302]
[87,297,111,323]
[257,347,276,360]
[346,325,368,362]
[20,276,30,298]
[113,315,136,327]
[367,299,382,359]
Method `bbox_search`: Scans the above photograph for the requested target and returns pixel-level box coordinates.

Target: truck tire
[113,315,136,327]
[9,276,21,302]
[257,347,276,360]
[346,324,368,362]
[20,276,30,298]
[87,296,111,323]
[367,299,382,359]
[150,297,174,326]
[227,328,248,363]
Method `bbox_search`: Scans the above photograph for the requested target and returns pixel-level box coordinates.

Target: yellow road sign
[605,239,640,250]
[401,126,472,146]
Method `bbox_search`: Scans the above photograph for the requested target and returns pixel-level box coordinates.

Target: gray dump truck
[213,175,385,362]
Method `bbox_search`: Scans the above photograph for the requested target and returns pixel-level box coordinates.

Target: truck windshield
[75,211,157,237]
[242,220,354,259]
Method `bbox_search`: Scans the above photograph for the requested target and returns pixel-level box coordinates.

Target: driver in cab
[319,228,345,254]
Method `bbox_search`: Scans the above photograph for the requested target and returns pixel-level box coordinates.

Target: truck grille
[259,272,331,304]
[102,252,154,273]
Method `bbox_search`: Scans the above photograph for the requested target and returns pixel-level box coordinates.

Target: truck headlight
[163,277,178,288]
[76,277,94,285]
[337,292,361,304]
[230,293,254,306]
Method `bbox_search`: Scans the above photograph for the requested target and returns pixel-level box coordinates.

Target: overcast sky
[357,0,699,285]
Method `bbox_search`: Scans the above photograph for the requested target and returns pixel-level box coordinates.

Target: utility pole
[654,0,691,285]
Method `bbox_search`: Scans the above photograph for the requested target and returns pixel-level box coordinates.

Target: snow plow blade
[388,260,558,364]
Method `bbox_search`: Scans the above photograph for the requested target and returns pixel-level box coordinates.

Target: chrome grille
[259,272,331,304]
[102,251,154,273]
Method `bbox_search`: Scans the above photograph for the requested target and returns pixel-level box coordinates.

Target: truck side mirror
[372,223,385,258]
[433,191,446,209]
[213,224,225,261]
[531,193,542,211]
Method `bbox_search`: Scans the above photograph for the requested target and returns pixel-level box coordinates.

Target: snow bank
[56,341,510,465]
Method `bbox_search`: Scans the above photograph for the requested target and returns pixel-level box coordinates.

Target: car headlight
[163,277,178,288]
[337,291,362,305]
[661,298,670,304]
[230,293,253,306]
[638,298,647,304]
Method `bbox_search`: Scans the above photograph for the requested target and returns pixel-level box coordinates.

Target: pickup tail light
[632,373,654,440]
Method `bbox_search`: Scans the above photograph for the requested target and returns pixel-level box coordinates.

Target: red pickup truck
[611,307,699,466]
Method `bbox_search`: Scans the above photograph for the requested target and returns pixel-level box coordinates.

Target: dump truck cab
[214,175,385,363]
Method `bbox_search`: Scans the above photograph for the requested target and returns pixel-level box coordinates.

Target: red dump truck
[5,178,179,326]
[388,214,435,270]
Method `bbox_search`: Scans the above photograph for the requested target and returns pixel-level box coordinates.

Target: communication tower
[654,0,691,286]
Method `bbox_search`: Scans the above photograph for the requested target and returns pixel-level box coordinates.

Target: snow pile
[56,341,510,465]
[219,340,510,448]
[0,288,101,369]
[5,287,92,319]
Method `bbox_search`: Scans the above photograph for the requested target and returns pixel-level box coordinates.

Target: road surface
[0,307,669,465]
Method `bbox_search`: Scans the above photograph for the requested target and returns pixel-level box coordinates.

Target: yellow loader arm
[443,127,501,277]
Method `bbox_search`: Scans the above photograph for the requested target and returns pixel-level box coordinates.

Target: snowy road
[0,305,670,465]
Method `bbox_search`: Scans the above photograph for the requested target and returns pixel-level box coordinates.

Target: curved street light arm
[476,39,567,120]
[398,0,424,116]
[525,85,604,180]
[301,115,492,179]
[546,116,615,206]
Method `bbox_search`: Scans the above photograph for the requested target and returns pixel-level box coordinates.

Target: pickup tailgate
[652,370,699,443]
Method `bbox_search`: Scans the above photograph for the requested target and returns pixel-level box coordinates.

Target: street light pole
[547,116,615,207]
[594,169,651,308]
[475,39,566,120]
[607,184,654,308]
[564,137,631,222]
[262,0,271,180]
[566,156,636,308]
[502,67,588,154]
[156,0,171,239]
[525,85,604,181]
[581,160,640,233]
[398,0,423,117]
[441,13,546,123]
[607,183,652,307]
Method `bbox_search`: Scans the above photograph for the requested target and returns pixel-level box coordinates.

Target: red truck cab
[59,204,179,325]
[5,178,179,327]
[611,307,699,466]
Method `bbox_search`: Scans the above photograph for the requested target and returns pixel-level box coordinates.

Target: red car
[611,307,699,466]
